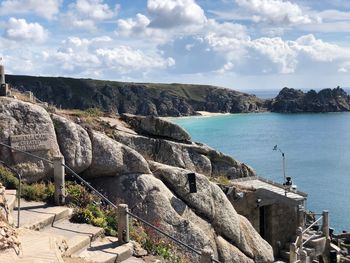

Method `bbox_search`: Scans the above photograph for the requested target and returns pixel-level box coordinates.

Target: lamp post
[273,145,287,196]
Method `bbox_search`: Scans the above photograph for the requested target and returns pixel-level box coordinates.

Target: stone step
[13,199,73,230]
[5,189,17,212]
[0,228,66,263]
[122,257,145,263]
[72,237,134,263]
[42,220,105,256]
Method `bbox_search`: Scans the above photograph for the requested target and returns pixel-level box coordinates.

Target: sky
[1,0,350,91]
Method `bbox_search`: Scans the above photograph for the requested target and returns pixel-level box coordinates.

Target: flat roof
[232,176,307,202]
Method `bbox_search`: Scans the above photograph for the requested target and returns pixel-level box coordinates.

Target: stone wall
[228,187,299,256]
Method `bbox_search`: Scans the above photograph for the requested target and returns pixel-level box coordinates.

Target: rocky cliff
[0,96,273,262]
[270,87,350,113]
[6,75,266,116]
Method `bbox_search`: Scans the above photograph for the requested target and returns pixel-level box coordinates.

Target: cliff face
[270,87,350,113]
[6,75,266,116]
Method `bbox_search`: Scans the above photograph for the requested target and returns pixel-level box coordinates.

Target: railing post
[296,227,303,248]
[322,210,329,239]
[289,243,297,263]
[300,249,307,263]
[200,249,213,263]
[53,156,65,205]
[118,204,129,244]
[298,206,305,228]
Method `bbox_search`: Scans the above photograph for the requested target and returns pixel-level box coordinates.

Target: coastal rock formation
[83,131,150,178]
[0,97,60,182]
[0,96,273,262]
[51,114,92,173]
[120,113,191,143]
[270,87,350,113]
[6,75,267,116]
[149,161,273,262]
[112,130,255,178]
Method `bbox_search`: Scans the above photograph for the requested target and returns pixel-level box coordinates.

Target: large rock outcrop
[51,114,92,173]
[270,87,350,113]
[112,129,255,178]
[121,114,191,143]
[149,161,273,262]
[0,97,60,182]
[83,131,150,178]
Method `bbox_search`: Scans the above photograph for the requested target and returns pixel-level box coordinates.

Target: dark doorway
[259,206,266,239]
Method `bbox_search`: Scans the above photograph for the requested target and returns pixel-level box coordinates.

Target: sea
[172,89,350,232]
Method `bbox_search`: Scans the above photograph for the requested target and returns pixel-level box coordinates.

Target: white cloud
[4,18,48,43]
[147,0,207,28]
[235,0,317,25]
[42,36,175,75]
[64,0,119,30]
[249,37,298,73]
[0,0,62,20]
[71,0,119,20]
[116,14,151,37]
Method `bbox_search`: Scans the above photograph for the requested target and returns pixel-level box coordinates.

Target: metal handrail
[302,216,323,234]
[0,142,220,262]
[302,233,317,246]
[0,160,21,228]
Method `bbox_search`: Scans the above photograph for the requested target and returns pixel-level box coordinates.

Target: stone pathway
[1,192,141,263]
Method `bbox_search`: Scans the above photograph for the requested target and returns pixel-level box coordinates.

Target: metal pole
[53,156,65,205]
[118,204,129,244]
[17,174,21,228]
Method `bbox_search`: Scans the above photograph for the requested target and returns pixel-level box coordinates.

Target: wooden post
[289,243,297,263]
[53,156,65,205]
[296,227,303,248]
[200,249,213,263]
[322,210,329,239]
[118,204,129,244]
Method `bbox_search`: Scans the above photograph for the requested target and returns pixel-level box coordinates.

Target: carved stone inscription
[10,134,52,152]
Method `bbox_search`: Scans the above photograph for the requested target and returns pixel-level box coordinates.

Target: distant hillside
[6,75,267,116]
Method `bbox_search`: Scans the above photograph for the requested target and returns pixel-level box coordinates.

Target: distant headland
[5,75,350,116]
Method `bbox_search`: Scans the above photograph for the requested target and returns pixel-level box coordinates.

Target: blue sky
[1,0,350,91]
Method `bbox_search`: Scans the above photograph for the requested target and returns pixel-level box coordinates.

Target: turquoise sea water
[173,112,350,232]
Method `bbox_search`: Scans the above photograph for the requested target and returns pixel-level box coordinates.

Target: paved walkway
[0,228,65,263]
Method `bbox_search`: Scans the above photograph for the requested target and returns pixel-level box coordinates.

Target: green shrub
[0,166,19,189]
[21,182,55,203]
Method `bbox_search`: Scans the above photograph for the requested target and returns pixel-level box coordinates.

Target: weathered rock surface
[0,97,60,182]
[83,131,150,178]
[91,174,219,262]
[112,130,255,178]
[120,114,191,143]
[149,161,274,262]
[270,87,350,113]
[51,114,92,173]
[216,236,254,263]
[0,183,20,253]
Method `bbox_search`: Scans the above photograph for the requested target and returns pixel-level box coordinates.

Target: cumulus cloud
[117,14,151,37]
[0,0,62,20]
[147,0,207,28]
[4,17,48,43]
[64,0,119,30]
[42,36,175,75]
[235,0,317,25]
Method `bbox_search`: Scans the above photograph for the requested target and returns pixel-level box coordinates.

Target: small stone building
[223,176,307,256]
